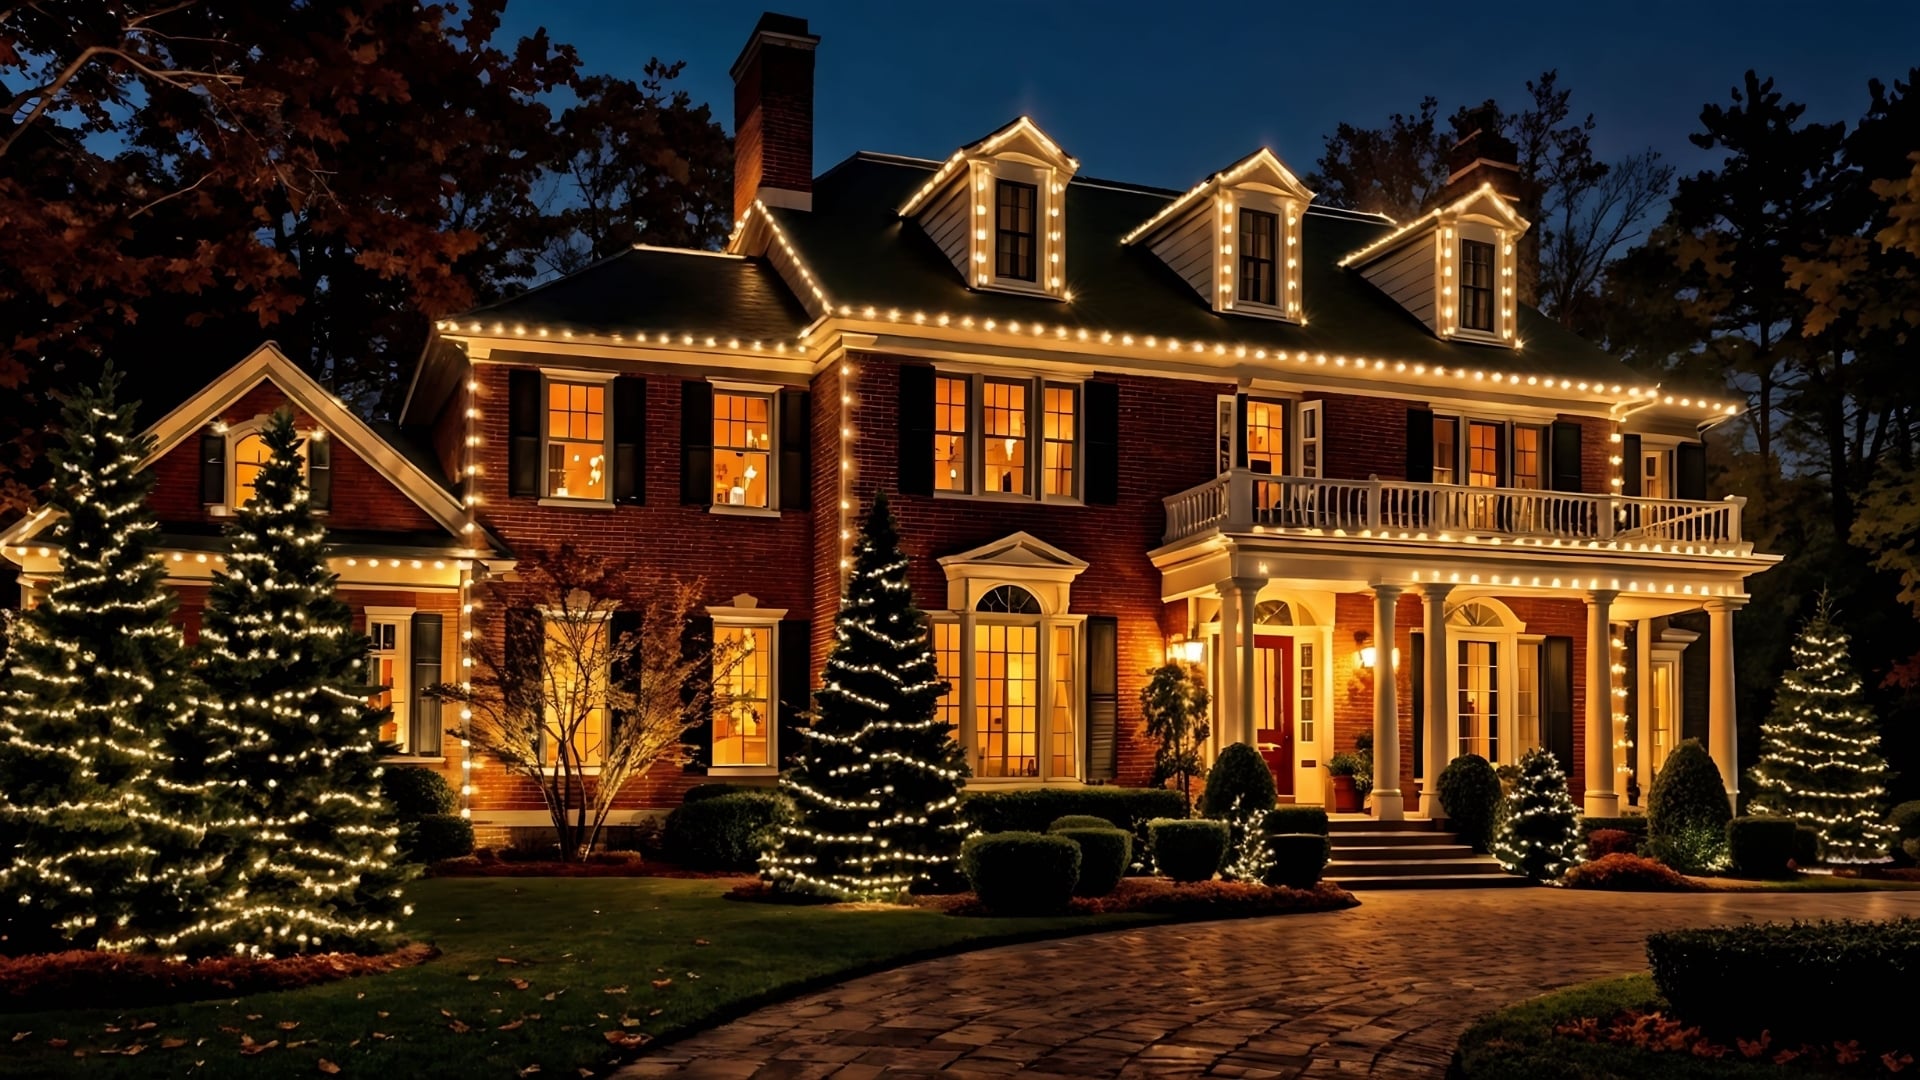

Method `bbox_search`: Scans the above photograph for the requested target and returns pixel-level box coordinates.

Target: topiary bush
[1792,824,1822,868]
[965,787,1184,873]
[1645,739,1731,873]
[960,832,1081,914]
[1050,827,1130,897]
[1149,818,1230,882]
[380,765,457,821]
[1201,742,1277,819]
[663,791,794,871]
[1726,816,1797,879]
[1436,754,1501,853]
[1264,833,1331,889]
[411,813,475,864]
[1889,800,1920,863]
[1562,853,1695,891]
[1048,814,1118,832]
[1263,806,1329,836]
[1585,828,1639,860]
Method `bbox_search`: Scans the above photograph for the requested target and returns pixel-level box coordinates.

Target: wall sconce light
[1169,632,1205,664]
[1353,630,1397,670]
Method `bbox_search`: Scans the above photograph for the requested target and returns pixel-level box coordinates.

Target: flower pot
[1329,775,1361,813]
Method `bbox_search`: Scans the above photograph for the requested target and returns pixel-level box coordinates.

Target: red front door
[1253,635,1294,796]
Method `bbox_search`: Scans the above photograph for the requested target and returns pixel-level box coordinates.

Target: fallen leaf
[246,1014,262,1021]
[542,990,563,1002]
[620,1017,640,1029]
[468,974,482,981]
[278,1021,301,1031]
[509,978,530,990]
[693,938,709,946]
[496,957,521,965]
[686,972,700,981]
[649,979,671,990]
[161,1038,187,1050]
[219,1026,243,1035]
[604,985,628,995]
[105,1025,122,1033]
[578,1071,593,1078]
[48,1038,68,1048]
[134,1022,157,1032]
[519,1067,542,1078]
[440,1009,455,1018]
[448,1020,471,1034]
[240,1039,280,1056]
[499,1020,524,1031]
[123,1043,148,1056]
[373,1032,391,1041]
[602,1030,650,1049]
[288,1040,309,1049]
[10,1033,28,1043]
[319,1059,342,1074]
[377,1011,390,1019]
[648,1009,662,1018]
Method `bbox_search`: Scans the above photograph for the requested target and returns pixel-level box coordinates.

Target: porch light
[1169,633,1205,664]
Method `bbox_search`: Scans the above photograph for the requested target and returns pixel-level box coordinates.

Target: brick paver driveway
[616,888,1920,1079]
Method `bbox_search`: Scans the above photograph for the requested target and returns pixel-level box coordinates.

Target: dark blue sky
[504,1,1919,191]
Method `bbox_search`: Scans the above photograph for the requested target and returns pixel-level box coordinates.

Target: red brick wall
[1564,414,1616,496]
[1314,392,1411,481]
[731,34,814,225]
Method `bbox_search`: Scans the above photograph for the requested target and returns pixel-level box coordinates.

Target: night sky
[502,0,1919,193]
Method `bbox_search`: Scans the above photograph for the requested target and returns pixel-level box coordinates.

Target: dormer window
[994,179,1038,281]
[1122,148,1313,323]
[1344,186,1528,346]
[898,117,1077,300]
[1239,209,1278,306]
[1460,239,1496,332]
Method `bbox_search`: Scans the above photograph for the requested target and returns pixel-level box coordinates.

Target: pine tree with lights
[194,410,409,954]
[1749,595,1891,863]
[0,369,216,953]
[762,493,968,901]
[1491,748,1581,881]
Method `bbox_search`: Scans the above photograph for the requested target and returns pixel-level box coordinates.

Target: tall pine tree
[763,493,967,901]
[0,370,214,952]
[194,410,409,954]
[1749,595,1892,863]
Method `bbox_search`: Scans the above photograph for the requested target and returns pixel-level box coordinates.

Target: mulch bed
[0,943,437,1014]
[724,876,1358,916]
[1557,1008,1915,1073]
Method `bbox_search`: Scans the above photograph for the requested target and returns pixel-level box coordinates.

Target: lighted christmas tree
[1491,748,1582,881]
[194,410,409,953]
[762,493,968,901]
[0,369,215,953]
[1749,595,1891,863]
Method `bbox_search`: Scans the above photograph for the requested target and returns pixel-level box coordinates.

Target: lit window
[368,618,404,745]
[1042,385,1076,497]
[994,179,1037,281]
[1649,657,1679,779]
[713,625,772,767]
[934,376,970,493]
[1239,208,1277,305]
[1512,425,1545,489]
[1049,625,1076,778]
[930,585,1078,782]
[231,432,273,506]
[1461,240,1495,331]
[543,615,608,766]
[982,379,1028,495]
[1457,640,1500,763]
[1244,399,1285,476]
[1468,422,1501,487]
[713,391,772,508]
[1516,641,1540,755]
[1297,642,1316,744]
[546,381,607,500]
[1643,450,1671,500]
[933,621,962,734]
[1432,418,1458,485]
[976,622,1039,778]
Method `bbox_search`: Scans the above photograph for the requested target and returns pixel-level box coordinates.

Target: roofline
[1337,182,1531,267]
[1119,148,1317,246]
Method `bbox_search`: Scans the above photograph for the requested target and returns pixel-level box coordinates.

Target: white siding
[1361,234,1437,328]
[919,179,971,277]
[1147,206,1215,303]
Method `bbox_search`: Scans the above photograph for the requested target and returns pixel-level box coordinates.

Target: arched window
[1448,601,1507,628]
[1255,599,1293,625]
[231,432,273,506]
[976,585,1042,615]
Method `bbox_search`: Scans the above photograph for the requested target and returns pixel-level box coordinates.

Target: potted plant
[1326,753,1363,813]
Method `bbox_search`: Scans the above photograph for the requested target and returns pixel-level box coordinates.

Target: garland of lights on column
[1611,627,1633,785]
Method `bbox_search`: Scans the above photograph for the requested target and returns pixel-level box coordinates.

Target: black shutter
[778,389,811,511]
[1410,632,1426,782]
[1676,442,1707,500]
[1543,636,1575,772]
[777,619,811,767]
[1619,434,1642,497]
[613,376,646,505]
[409,613,443,755]
[199,426,226,505]
[508,369,541,498]
[1234,394,1250,468]
[308,432,332,511]
[1405,409,1434,483]
[505,609,545,759]
[680,615,714,770]
[897,364,935,496]
[1550,421,1583,493]
[1084,380,1120,505]
[679,381,713,505]
[1084,616,1118,781]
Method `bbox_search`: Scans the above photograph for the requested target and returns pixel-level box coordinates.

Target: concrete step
[1326,817,1445,833]
[1328,830,1460,848]
[1331,843,1475,861]
[1326,858,1509,878]
[1331,873,1534,890]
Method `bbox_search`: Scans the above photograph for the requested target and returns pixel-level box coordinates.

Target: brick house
[3,12,1777,836]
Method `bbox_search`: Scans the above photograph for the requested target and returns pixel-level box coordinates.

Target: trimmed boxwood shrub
[1263,806,1328,836]
[1645,739,1731,872]
[380,764,457,820]
[1048,814,1118,832]
[1149,818,1230,882]
[1889,800,1920,862]
[1726,816,1796,878]
[1050,827,1130,897]
[960,832,1080,914]
[1647,918,1920,1049]
[662,791,793,871]
[1201,742,1277,818]
[682,782,775,803]
[1585,828,1639,859]
[1264,833,1330,889]
[1792,824,1822,867]
[412,813,475,863]
[1436,754,1501,853]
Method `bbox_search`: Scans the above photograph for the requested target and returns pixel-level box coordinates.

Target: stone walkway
[615,888,1920,1079]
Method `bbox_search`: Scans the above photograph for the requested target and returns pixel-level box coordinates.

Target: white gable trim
[896,116,1079,218]
[1337,183,1530,269]
[1120,148,1315,247]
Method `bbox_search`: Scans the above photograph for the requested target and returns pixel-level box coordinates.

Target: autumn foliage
[0,943,435,1013]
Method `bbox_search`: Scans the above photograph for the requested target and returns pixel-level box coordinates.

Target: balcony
[1161,471,1748,552]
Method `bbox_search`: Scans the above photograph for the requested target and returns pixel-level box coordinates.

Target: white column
[1235,576,1263,748]
[1216,582,1240,754]
[1420,584,1455,817]
[1705,597,1744,813]
[1372,584,1404,821]
[1583,590,1620,816]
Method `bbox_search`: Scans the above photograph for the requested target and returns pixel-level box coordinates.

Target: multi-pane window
[368,619,403,745]
[712,391,772,508]
[934,376,970,493]
[1432,418,1459,485]
[1457,640,1499,763]
[543,616,607,767]
[1244,400,1285,475]
[231,432,273,506]
[1238,208,1278,305]
[1297,642,1316,744]
[1461,240,1495,331]
[1511,426,1546,489]
[1516,641,1541,755]
[546,381,607,500]
[1298,402,1321,479]
[1049,626,1076,778]
[1042,385,1076,498]
[932,621,962,734]
[975,622,1039,778]
[713,624,772,767]
[1468,421,1501,487]
[1643,450,1671,499]
[1649,658,1678,779]
[982,379,1029,495]
[994,180,1038,281]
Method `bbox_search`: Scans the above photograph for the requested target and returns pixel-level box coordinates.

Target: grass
[0,877,1182,1079]
[1685,873,1920,892]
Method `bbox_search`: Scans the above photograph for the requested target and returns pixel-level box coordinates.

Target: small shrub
[1889,800,1920,862]
[1562,853,1695,891]
[1048,814,1118,832]
[1265,834,1330,889]
[1578,816,1649,845]
[410,813,474,864]
[1149,818,1230,882]
[1792,823,1822,868]
[1051,827,1130,897]
[1201,742,1277,818]
[959,832,1080,914]
[1584,828,1639,860]
[499,832,560,862]
[1490,748,1580,881]
[1262,806,1328,836]
[683,782,773,803]
[1436,754,1501,853]
[584,849,644,866]
[1726,816,1797,878]
[1645,739,1730,872]
[380,765,456,821]
[964,787,1184,873]
[1646,917,1920,1049]
[662,791,793,871]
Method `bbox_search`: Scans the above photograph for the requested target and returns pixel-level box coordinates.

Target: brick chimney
[1438,107,1534,304]
[732,12,819,225]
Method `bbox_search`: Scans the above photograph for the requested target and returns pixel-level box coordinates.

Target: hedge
[1201,742,1277,818]
[960,832,1081,914]
[1890,800,1920,862]
[1264,833,1330,889]
[1584,828,1639,859]
[1725,816,1796,878]
[661,791,793,871]
[1646,918,1920,1049]
[1578,816,1649,843]
[1792,824,1821,867]
[682,782,776,803]
[1048,814,1119,832]
[1262,806,1329,836]
[961,786,1186,834]
[411,813,475,864]
[1436,754,1502,853]
[1050,826,1131,897]
[1149,819,1229,882]
[380,765,457,820]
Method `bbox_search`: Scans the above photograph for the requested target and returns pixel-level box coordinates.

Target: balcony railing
[1161,471,1746,548]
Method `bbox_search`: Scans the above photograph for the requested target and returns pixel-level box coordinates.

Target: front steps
[1324,817,1528,890]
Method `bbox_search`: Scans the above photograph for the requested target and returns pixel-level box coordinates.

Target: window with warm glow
[975,621,1038,778]
[1049,625,1076,777]
[1512,425,1546,489]
[1649,657,1678,780]
[933,621,961,735]
[1516,640,1540,754]
[368,619,404,744]
[934,376,970,492]
[1297,642,1316,744]
[1457,639,1499,763]
[543,616,607,767]
[982,379,1028,495]
[230,432,277,506]
[546,381,607,500]
[713,391,772,508]
[1461,240,1495,331]
[1468,422,1501,488]
[1042,384,1076,498]
[1244,399,1285,476]
[1239,208,1278,305]
[713,624,772,767]
[1432,418,1459,485]
[1643,450,1671,499]
[994,179,1037,281]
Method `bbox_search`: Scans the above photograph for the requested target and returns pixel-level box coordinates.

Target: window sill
[705,765,779,777]
[383,755,447,765]
[932,491,1082,507]
[1444,328,1508,347]
[1221,301,1299,324]
[974,278,1063,301]
[707,505,781,519]
[537,497,616,510]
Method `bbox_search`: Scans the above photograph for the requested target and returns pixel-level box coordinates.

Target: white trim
[709,377,785,394]
[539,366,617,383]
[930,369,1084,503]
[539,372,616,507]
[365,605,416,752]
[706,603,785,772]
[707,385,779,511]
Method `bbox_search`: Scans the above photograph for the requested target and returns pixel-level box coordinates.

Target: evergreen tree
[762,493,967,901]
[1491,748,1581,881]
[195,410,409,953]
[1749,595,1892,863]
[0,369,214,952]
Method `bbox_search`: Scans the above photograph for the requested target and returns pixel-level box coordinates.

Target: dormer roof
[896,116,1079,218]
[1337,183,1530,269]
[1119,148,1314,247]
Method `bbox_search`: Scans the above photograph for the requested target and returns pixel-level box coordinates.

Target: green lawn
[1687,873,1920,892]
[1,878,1173,1079]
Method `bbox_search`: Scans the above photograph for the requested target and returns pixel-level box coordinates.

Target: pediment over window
[937,530,1087,613]
[898,117,1078,299]
[1122,149,1314,323]
[1340,185,1530,347]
